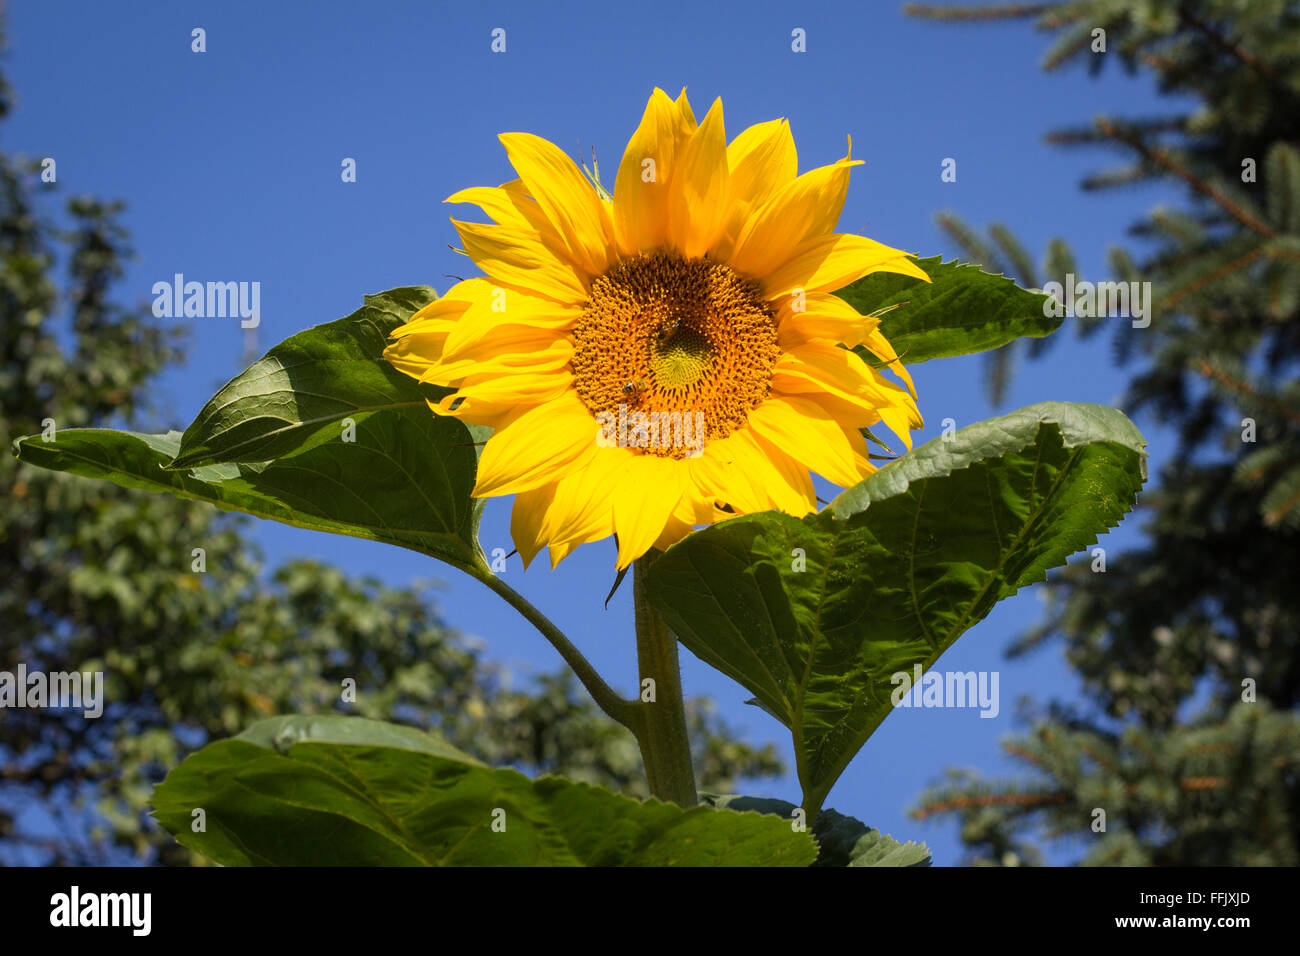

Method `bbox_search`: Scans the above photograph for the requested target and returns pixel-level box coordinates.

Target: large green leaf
[12,289,487,573]
[646,402,1146,815]
[169,286,445,467]
[838,256,1060,364]
[151,716,818,866]
[701,794,931,866]
[12,424,485,573]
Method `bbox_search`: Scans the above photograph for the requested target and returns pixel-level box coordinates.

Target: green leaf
[12,288,489,573]
[647,402,1146,814]
[151,716,818,866]
[13,423,485,574]
[701,794,931,866]
[837,256,1060,364]
[168,286,445,467]
[234,714,484,764]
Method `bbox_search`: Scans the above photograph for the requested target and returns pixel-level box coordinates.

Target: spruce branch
[1264,476,1300,526]
[1194,358,1300,425]
[902,3,1059,22]
[1178,6,1282,84]
[1163,245,1264,312]
[911,790,1069,820]
[1095,116,1276,237]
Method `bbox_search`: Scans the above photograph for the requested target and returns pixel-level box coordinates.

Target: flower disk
[385,87,931,570]
[571,252,780,456]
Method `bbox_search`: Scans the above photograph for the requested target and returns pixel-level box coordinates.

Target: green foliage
[15,397,485,575]
[170,286,449,467]
[152,716,817,867]
[924,216,1106,405]
[906,0,1300,865]
[702,794,932,866]
[915,703,1298,867]
[838,255,1060,364]
[647,403,1146,814]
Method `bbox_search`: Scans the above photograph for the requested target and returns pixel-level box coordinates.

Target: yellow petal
[674,88,698,131]
[652,514,695,553]
[690,428,811,515]
[764,234,930,298]
[736,430,813,515]
[772,292,917,400]
[473,392,598,496]
[446,183,546,235]
[453,219,589,304]
[668,97,730,258]
[545,538,581,567]
[389,279,488,341]
[860,326,917,400]
[772,342,920,430]
[426,372,572,426]
[669,489,710,526]
[498,132,614,278]
[613,89,685,256]
[689,432,769,514]
[429,335,573,381]
[745,395,862,488]
[442,291,581,359]
[512,483,558,568]
[612,455,687,568]
[727,119,797,209]
[730,155,859,279]
[876,403,917,451]
[385,331,450,378]
[845,425,884,474]
[738,435,817,516]
[544,446,632,563]
[776,290,880,346]
[714,118,798,258]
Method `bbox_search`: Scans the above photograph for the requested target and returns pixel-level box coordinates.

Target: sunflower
[385,88,928,570]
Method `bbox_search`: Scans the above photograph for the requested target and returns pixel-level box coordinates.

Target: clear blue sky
[8,0,1188,865]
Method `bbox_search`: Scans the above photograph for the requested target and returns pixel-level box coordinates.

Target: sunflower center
[649,323,714,388]
[570,252,779,459]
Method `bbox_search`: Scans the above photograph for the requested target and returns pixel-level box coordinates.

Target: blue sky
[8,0,1189,865]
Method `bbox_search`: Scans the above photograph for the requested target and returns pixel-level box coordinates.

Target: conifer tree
[905,0,1300,865]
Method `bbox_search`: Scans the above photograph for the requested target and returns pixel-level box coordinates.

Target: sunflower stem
[631,553,698,807]
[473,567,639,731]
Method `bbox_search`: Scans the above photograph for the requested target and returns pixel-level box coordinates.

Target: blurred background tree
[905,0,1300,864]
[0,30,781,865]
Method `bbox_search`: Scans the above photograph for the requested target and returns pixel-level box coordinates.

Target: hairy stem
[630,553,698,806]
